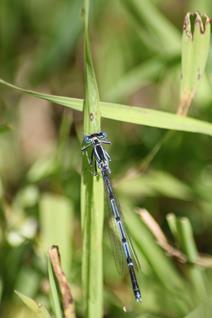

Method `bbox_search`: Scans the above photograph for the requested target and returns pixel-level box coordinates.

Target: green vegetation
[0,0,212,317]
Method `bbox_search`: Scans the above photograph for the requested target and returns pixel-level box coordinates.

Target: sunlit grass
[0,1,212,318]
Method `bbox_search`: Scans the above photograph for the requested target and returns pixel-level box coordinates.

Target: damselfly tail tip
[135,291,142,303]
[136,297,142,303]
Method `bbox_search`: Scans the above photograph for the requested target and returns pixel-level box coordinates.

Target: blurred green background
[0,0,212,317]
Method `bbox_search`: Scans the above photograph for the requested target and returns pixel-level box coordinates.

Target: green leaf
[179,12,211,115]
[1,78,212,136]
[15,290,51,318]
[48,259,63,318]
[81,1,104,317]
[40,194,72,276]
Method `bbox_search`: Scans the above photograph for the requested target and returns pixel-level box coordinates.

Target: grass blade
[2,78,212,136]
[81,1,104,317]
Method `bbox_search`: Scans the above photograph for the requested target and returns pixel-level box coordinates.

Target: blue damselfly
[81,131,142,302]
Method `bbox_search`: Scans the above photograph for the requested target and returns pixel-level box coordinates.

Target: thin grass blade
[2,79,212,136]
[81,1,104,317]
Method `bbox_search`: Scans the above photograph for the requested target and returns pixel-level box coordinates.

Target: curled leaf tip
[183,12,211,38]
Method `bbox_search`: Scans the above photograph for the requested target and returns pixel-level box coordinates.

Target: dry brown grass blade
[138,209,212,268]
[196,256,212,267]
[48,245,76,318]
[138,209,187,263]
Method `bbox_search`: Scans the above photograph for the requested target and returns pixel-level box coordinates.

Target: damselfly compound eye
[99,131,107,139]
[83,135,91,144]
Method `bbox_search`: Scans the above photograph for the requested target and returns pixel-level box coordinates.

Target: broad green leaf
[81,1,104,317]
[15,290,51,318]
[48,259,63,318]
[179,13,211,115]
[1,78,212,136]
[40,194,72,276]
